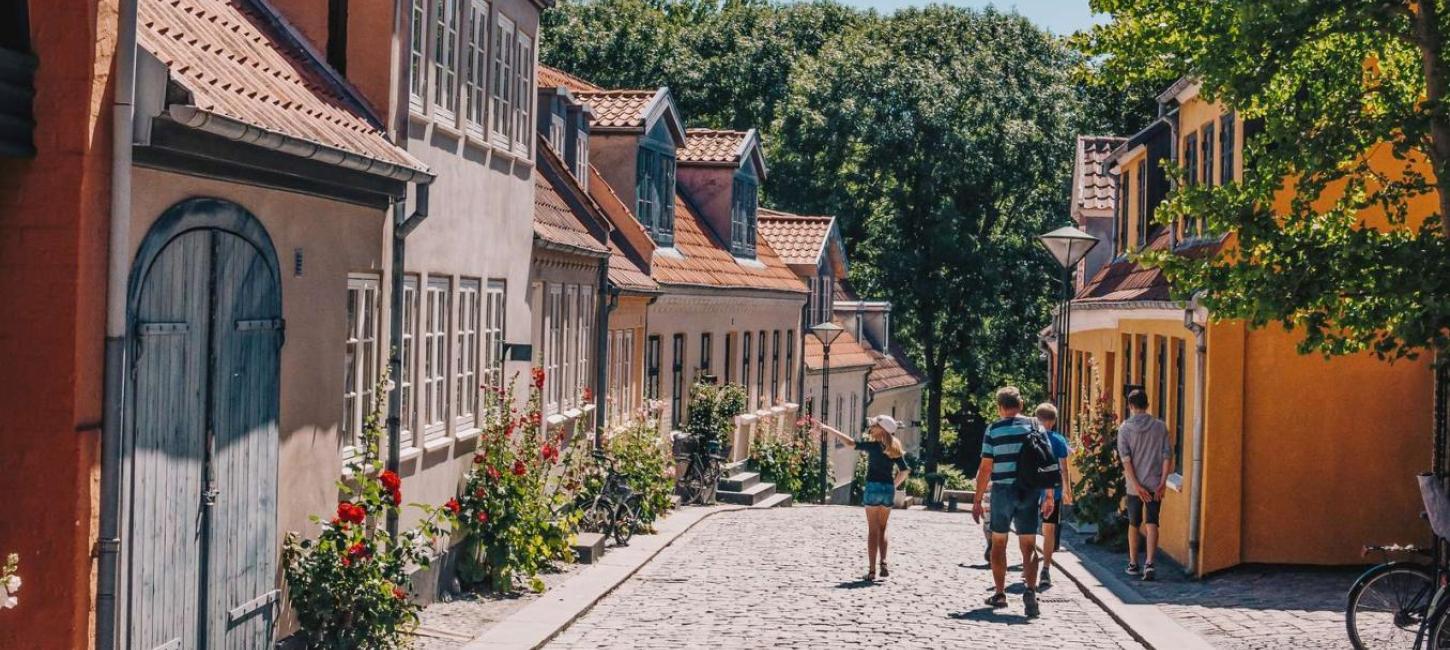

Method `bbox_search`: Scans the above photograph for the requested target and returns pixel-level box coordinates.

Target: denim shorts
[863,481,895,507]
[989,483,1040,535]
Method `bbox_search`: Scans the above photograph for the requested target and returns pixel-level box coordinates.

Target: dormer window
[636,140,675,246]
[566,106,588,189]
[730,172,757,258]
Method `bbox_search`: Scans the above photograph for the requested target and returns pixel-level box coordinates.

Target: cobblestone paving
[1064,527,1356,650]
[547,507,1144,649]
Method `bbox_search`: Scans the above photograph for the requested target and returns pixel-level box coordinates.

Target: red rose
[473,453,485,464]
[476,510,489,524]
[512,459,527,476]
[486,466,501,481]
[541,444,559,464]
[329,516,345,528]
[531,367,546,389]
[347,541,369,561]
[393,586,407,600]
[337,501,366,524]
[444,498,461,515]
[380,470,401,493]
[391,490,402,506]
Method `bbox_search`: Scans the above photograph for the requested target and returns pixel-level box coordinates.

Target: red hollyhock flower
[581,386,593,402]
[393,586,407,600]
[541,444,559,464]
[512,459,527,476]
[486,466,501,481]
[529,411,542,427]
[337,501,365,524]
[476,510,489,524]
[329,516,345,528]
[473,453,485,464]
[505,422,516,438]
[379,470,401,493]
[340,556,351,568]
[474,486,486,499]
[531,367,546,389]
[444,498,461,515]
[347,541,369,560]
[391,490,402,506]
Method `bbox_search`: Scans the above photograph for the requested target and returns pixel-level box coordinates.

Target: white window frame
[562,284,577,410]
[455,278,481,433]
[409,0,428,114]
[544,284,563,413]
[513,31,534,157]
[490,15,515,148]
[422,276,452,445]
[463,0,490,137]
[400,275,419,450]
[482,281,506,417]
[431,0,461,123]
[343,275,381,461]
[579,287,593,406]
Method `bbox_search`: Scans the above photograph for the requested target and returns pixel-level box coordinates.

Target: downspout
[386,183,429,539]
[797,297,808,409]
[98,0,139,646]
[1184,290,1208,578]
[594,270,619,449]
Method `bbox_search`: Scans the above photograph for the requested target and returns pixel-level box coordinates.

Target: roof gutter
[167,105,433,185]
[534,235,611,259]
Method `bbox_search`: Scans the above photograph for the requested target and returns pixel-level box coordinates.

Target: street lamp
[1037,225,1099,436]
[810,321,844,504]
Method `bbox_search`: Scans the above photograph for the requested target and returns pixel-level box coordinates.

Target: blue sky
[837,0,1108,35]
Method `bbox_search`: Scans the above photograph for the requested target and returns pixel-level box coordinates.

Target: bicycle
[576,452,642,546]
[673,431,725,506]
[1346,541,1436,649]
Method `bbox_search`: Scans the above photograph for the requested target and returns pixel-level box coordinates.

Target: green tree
[1082,1,1450,462]
[772,6,1078,477]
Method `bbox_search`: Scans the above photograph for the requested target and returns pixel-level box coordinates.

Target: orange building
[1062,78,1434,575]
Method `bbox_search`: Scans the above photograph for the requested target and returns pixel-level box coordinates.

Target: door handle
[202,487,220,506]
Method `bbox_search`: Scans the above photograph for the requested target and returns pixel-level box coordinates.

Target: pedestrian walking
[1118,389,1173,581]
[821,415,911,582]
[972,387,1054,618]
[1034,402,1073,589]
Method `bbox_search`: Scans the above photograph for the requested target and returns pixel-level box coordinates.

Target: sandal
[879,562,890,578]
[985,592,1008,608]
[863,569,877,582]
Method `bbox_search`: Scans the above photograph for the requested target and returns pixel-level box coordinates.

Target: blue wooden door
[128,201,281,650]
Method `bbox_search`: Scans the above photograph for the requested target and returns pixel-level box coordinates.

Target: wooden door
[127,201,281,650]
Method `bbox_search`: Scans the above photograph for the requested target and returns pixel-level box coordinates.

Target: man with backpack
[972,386,1060,618]
[1119,388,1173,581]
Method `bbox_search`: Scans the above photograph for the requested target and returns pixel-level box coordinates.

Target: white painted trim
[1067,306,1185,334]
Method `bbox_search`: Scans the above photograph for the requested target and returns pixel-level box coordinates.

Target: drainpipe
[594,268,619,449]
[1184,291,1208,578]
[385,183,429,539]
[98,1,139,647]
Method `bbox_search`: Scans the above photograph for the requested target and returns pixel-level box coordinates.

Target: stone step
[572,532,607,564]
[717,481,777,506]
[722,459,750,475]
[717,471,760,493]
[753,492,793,509]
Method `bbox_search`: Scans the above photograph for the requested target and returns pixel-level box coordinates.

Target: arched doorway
[124,198,282,649]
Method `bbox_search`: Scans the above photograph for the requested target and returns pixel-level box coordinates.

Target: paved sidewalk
[1061,527,1358,650]
[546,506,1147,649]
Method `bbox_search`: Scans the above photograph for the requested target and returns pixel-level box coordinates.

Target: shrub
[282,375,451,649]
[0,552,19,610]
[684,381,747,451]
[601,416,677,531]
[1073,395,1128,547]
[751,411,831,503]
[448,369,579,593]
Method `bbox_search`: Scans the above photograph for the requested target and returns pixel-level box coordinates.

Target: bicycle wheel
[579,499,613,537]
[1346,561,1434,649]
[701,457,723,505]
[680,457,708,505]
[612,495,642,546]
[1426,586,1450,649]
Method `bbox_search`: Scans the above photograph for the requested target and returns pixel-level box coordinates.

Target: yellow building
[1062,78,1434,576]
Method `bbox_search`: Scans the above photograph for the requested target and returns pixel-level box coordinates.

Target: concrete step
[572,532,607,564]
[717,481,777,506]
[722,459,750,475]
[717,471,760,493]
[753,492,793,509]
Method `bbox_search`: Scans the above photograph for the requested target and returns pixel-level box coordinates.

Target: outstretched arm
[817,421,855,448]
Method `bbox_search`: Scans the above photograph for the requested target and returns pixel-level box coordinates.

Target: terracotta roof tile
[867,344,925,393]
[533,179,608,257]
[573,90,657,129]
[758,209,834,266]
[679,129,749,164]
[1073,135,1124,217]
[652,198,806,292]
[538,65,601,92]
[804,327,876,370]
[1074,229,1223,303]
[585,164,659,292]
[138,0,424,173]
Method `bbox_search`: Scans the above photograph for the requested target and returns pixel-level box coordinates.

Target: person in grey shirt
[1118,389,1173,581]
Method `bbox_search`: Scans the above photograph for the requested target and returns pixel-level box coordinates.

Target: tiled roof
[867,344,926,393]
[804,327,876,370]
[1074,135,1124,216]
[138,0,424,173]
[533,146,608,257]
[538,65,600,92]
[607,239,659,293]
[758,209,834,266]
[1075,229,1222,303]
[585,164,659,292]
[653,198,806,292]
[679,129,749,164]
[573,90,657,129]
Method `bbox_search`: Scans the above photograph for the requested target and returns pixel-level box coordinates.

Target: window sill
[546,413,570,427]
[455,428,481,443]
[399,445,422,462]
[1166,473,1184,492]
[492,141,534,168]
[433,118,463,140]
[653,247,684,261]
[733,256,764,269]
[423,437,453,453]
[408,107,430,126]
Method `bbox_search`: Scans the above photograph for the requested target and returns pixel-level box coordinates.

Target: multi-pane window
[432,0,460,119]
[490,16,515,146]
[1118,169,1131,253]
[1137,334,1148,386]
[423,277,451,444]
[742,332,752,396]
[1201,123,1216,187]
[808,275,834,326]
[513,32,533,157]
[344,275,380,456]
[771,330,780,405]
[400,276,419,448]
[573,112,589,187]
[409,0,427,111]
[836,395,843,430]
[455,279,481,432]
[635,144,676,246]
[562,285,576,410]
[645,335,661,401]
[784,330,794,400]
[1184,133,1199,187]
[1174,338,1186,469]
[463,0,489,134]
[730,175,757,257]
[850,394,857,434]
[1220,112,1236,186]
[1135,162,1147,246]
[544,285,563,412]
[579,287,594,407]
[1155,336,1167,419]
[1122,333,1134,401]
[699,333,712,377]
[671,334,685,429]
[724,333,735,383]
[756,330,766,410]
[482,281,505,414]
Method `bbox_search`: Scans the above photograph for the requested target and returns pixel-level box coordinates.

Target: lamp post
[1037,225,1099,436]
[810,321,844,504]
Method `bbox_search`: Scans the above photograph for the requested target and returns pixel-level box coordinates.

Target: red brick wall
[0,1,114,647]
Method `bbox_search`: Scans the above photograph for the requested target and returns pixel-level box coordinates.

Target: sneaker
[985,592,1008,608]
[1023,589,1040,618]
[1125,562,1140,576]
[1040,566,1052,588]
[1142,564,1156,582]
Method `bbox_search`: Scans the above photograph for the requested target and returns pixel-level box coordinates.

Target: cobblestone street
[546,506,1144,649]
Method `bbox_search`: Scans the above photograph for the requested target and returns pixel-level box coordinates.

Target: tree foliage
[1082,0,1450,360]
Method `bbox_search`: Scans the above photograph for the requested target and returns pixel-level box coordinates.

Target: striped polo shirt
[981,415,1035,486]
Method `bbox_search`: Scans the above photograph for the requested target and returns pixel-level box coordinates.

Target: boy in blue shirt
[1034,403,1073,588]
